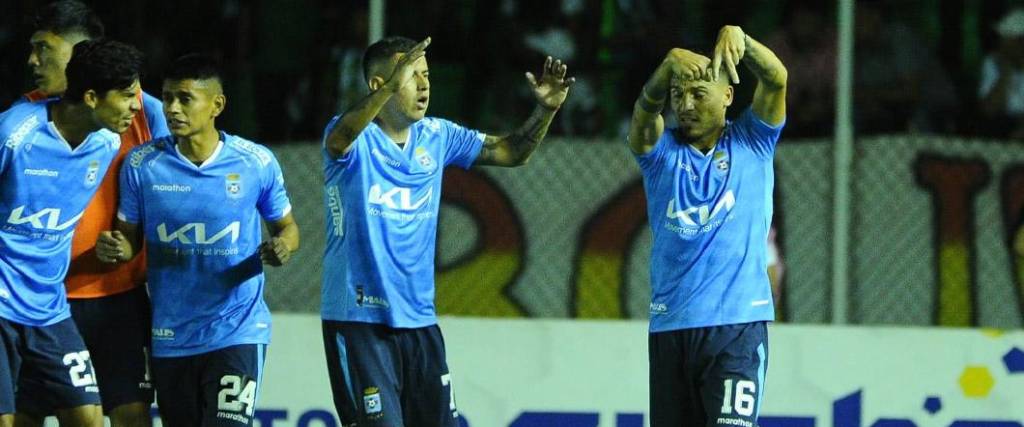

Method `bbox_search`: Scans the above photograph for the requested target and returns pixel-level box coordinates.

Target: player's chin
[408,109,427,121]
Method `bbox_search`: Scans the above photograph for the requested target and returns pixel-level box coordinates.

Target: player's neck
[176,128,221,164]
[50,101,101,148]
[376,117,412,146]
[688,125,726,154]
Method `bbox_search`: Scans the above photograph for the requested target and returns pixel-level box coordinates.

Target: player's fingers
[412,37,431,54]
[732,45,743,64]
[724,50,741,82]
[564,76,576,88]
[711,49,723,82]
[525,72,538,88]
[728,59,740,84]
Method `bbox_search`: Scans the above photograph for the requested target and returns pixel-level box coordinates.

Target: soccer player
[17,3,168,426]
[95,54,299,427]
[628,25,787,426]
[0,38,145,427]
[320,36,573,426]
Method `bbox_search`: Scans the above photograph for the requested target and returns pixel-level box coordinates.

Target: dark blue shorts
[0,316,101,415]
[649,321,769,427]
[322,320,459,427]
[20,287,153,413]
[151,344,266,427]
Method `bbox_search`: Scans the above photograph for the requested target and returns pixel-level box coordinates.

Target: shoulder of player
[139,90,162,111]
[0,102,48,150]
[126,136,173,168]
[415,116,457,136]
[223,133,277,168]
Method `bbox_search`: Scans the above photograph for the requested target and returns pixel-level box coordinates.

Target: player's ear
[211,94,226,118]
[368,76,386,92]
[723,85,734,108]
[82,89,99,108]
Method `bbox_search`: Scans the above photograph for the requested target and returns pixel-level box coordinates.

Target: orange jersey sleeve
[64,91,153,298]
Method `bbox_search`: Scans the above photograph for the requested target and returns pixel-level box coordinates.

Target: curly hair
[33,0,104,39]
[63,39,144,103]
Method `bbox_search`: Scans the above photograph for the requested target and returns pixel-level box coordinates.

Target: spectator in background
[979,8,1024,140]
[765,4,835,137]
[854,1,958,134]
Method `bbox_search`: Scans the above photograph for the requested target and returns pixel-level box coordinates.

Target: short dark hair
[63,39,143,103]
[362,36,418,82]
[164,53,223,84]
[33,0,104,39]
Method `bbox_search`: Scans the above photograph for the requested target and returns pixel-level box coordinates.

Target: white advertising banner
[237,315,1024,427]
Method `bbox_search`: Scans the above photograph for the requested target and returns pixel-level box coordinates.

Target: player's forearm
[635,62,672,116]
[742,35,788,89]
[488,104,558,166]
[325,86,397,157]
[273,221,300,253]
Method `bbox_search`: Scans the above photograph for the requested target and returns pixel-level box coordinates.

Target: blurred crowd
[2,0,1024,142]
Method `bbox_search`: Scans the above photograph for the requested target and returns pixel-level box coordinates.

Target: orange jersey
[23,89,166,298]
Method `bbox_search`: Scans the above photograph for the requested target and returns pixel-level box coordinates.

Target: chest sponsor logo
[6,206,82,231]
[152,184,192,192]
[371,148,401,167]
[157,221,240,245]
[368,184,432,211]
[24,168,58,177]
[666,189,736,227]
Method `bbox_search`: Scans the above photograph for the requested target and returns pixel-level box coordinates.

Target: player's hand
[384,37,431,92]
[96,231,128,263]
[527,56,575,110]
[260,237,292,266]
[711,25,747,84]
[663,48,711,82]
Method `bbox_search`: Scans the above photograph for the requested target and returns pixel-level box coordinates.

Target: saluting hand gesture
[527,56,575,110]
[711,25,747,84]
[384,37,431,91]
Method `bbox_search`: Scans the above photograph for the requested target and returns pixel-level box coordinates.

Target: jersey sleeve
[441,119,485,169]
[257,152,293,222]
[730,107,785,159]
[322,115,359,167]
[632,130,671,172]
[117,151,144,225]
[142,91,170,139]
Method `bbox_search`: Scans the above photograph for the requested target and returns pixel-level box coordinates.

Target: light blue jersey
[637,108,784,332]
[321,117,484,328]
[118,133,292,357]
[0,100,120,325]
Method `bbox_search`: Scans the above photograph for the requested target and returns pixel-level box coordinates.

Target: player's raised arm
[96,220,142,264]
[324,37,431,159]
[260,213,299,266]
[476,56,574,167]
[710,25,787,126]
[629,49,711,154]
